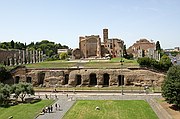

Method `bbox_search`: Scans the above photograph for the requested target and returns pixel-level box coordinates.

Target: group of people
[41,103,61,114]
[44,94,58,99]
[42,105,53,113]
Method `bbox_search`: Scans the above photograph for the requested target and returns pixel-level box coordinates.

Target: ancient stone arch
[15,76,20,84]
[38,72,45,85]
[26,77,32,83]
[103,73,110,86]
[118,75,124,86]
[89,73,97,86]
[75,74,82,86]
[64,74,69,85]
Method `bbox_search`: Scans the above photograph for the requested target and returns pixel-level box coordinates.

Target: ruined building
[0,49,44,66]
[79,35,101,58]
[103,29,124,58]
[72,29,124,59]
[127,39,160,60]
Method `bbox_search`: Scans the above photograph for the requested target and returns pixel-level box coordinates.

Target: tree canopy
[0,40,69,58]
[137,55,172,71]
[0,67,11,82]
[156,41,161,52]
[11,83,34,102]
[59,52,68,60]
[0,83,34,105]
[162,65,180,108]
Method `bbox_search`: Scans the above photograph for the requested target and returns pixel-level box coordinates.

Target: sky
[0,0,180,49]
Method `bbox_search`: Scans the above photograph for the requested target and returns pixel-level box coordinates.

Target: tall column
[29,50,32,63]
[9,58,12,66]
[18,50,21,65]
[41,51,43,62]
[36,50,38,63]
[33,50,35,63]
[22,50,25,64]
[26,49,29,64]
[14,53,17,65]
[38,50,41,62]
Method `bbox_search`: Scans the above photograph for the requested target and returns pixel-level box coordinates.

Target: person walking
[55,103,58,110]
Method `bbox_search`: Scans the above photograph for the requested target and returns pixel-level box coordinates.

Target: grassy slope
[25,58,138,68]
[0,100,54,119]
[63,100,158,119]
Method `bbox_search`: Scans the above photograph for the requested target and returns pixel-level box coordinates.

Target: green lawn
[0,100,54,119]
[25,58,139,69]
[63,100,158,119]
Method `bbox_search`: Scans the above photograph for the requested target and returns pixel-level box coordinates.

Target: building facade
[74,29,124,59]
[127,39,158,59]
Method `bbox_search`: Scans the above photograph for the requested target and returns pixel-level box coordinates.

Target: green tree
[11,40,15,49]
[12,83,34,102]
[0,83,11,105]
[59,52,68,60]
[123,45,128,58]
[156,41,161,52]
[137,57,151,67]
[162,65,180,108]
[0,67,11,82]
[160,54,172,71]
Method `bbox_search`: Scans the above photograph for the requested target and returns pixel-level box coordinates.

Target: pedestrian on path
[58,104,61,111]
[55,103,58,110]
[50,105,53,112]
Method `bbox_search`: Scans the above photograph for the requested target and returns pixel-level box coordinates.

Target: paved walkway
[35,92,172,119]
[36,94,75,119]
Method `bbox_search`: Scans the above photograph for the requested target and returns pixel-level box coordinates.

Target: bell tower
[103,28,108,43]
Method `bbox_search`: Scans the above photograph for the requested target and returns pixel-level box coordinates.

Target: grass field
[63,100,158,119]
[25,58,138,69]
[0,100,54,119]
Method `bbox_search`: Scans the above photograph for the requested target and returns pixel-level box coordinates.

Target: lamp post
[120,56,124,95]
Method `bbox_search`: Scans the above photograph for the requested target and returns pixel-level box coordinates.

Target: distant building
[103,29,124,58]
[57,49,68,54]
[72,29,124,59]
[174,47,180,51]
[127,39,159,60]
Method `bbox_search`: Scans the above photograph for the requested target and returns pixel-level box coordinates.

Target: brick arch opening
[64,74,69,85]
[118,75,124,86]
[75,75,82,86]
[15,76,20,84]
[38,72,45,85]
[89,73,97,86]
[103,73,109,86]
[26,77,32,83]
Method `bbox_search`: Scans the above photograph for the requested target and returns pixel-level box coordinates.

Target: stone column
[33,50,35,63]
[38,50,40,62]
[41,51,43,62]
[14,53,17,65]
[36,50,38,63]
[26,49,29,64]
[29,50,32,63]
[18,50,21,65]
[22,50,25,64]
[9,58,12,66]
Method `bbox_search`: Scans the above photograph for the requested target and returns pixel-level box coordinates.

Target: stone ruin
[0,49,44,66]
[9,67,166,88]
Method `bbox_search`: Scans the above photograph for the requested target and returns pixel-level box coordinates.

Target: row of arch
[14,73,125,86]
[74,73,124,86]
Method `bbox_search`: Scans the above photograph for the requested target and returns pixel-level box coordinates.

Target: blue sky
[0,0,180,49]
